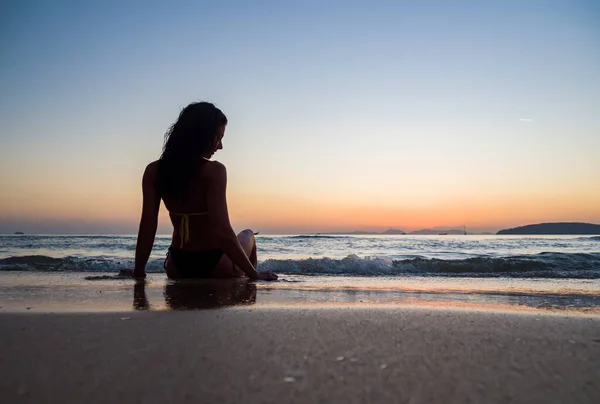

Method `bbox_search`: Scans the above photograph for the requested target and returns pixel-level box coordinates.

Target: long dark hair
[157,102,227,200]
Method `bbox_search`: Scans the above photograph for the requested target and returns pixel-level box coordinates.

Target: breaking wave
[0,255,164,273]
[259,252,600,278]
[1,252,599,279]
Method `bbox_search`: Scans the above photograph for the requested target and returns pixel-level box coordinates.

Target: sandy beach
[2,307,599,404]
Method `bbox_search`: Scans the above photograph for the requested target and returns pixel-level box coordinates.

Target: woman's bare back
[150,159,222,251]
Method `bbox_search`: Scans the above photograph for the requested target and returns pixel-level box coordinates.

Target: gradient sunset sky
[1,0,599,234]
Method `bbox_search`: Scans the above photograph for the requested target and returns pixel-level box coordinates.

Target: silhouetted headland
[325,228,480,235]
[497,222,600,235]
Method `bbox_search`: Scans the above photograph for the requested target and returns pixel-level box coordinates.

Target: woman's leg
[212,229,257,278]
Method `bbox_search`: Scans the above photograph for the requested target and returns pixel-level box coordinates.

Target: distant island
[319,223,600,236]
[322,227,476,235]
[14,231,24,235]
[338,228,406,235]
[408,228,466,235]
[381,229,406,235]
[497,222,600,235]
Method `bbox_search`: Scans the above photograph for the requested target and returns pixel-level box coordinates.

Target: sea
[2,234,600,277]
[1,234,599,313]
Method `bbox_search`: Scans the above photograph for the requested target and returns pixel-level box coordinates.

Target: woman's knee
[237,229,255,254]
[237,229,255,244]
[238,228,254,237]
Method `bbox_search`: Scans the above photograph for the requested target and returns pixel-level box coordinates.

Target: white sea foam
[1,252,599,278]
[1,235,599,278]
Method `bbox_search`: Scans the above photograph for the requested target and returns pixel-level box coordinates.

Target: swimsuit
[165,247,224,278]
[165,211,224,278]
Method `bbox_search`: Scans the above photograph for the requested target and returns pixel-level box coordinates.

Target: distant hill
[327,228,479,235]
[381,228,406,235]
[409,228,466,235]
[497,222,600,235]
[324,229,406,235]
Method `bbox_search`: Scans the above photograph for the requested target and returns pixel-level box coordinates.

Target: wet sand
[2,272,600,315]
[2,307,599,403]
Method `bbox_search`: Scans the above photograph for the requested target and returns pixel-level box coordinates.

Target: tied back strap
[179,214,190,248]
[170,212,209,248]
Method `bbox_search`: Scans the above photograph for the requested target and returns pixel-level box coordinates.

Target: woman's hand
[257,270,278,281]
[119,268,146,279]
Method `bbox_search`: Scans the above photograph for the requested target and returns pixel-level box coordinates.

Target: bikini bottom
[165,248,224,278]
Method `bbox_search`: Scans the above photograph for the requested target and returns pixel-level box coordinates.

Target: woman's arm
[206,162,260,279]
[133,162,161,278]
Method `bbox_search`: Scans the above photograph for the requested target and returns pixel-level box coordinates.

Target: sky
[0,0,599,234]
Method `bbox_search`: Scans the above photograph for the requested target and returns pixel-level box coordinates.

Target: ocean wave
[2,252,599,278]
[259,253,600,278]
[0,255,164,273]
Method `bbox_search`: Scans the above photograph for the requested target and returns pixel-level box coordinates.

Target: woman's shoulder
[144,160,160,177]
[203,160,227,179]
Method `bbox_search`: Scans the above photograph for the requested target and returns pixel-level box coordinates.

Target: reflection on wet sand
[133,281,150,310]
[125,275,600,315]
[133,279,257,310]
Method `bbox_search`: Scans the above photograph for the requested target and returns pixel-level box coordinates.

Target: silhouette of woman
[122,102,277,281]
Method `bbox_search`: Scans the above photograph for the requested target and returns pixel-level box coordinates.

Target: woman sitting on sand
[124,102,277,281]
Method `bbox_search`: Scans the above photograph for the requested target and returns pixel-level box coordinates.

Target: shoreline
[1,272,599,316]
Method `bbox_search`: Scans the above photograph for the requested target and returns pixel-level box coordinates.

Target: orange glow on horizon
[1,181,599,233]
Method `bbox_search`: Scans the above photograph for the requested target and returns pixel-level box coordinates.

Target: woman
[125,102,277,281]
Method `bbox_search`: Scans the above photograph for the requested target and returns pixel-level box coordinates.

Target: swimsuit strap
[169,212,209,247]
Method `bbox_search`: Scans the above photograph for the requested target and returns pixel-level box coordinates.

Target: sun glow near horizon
[1,177,598,234]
